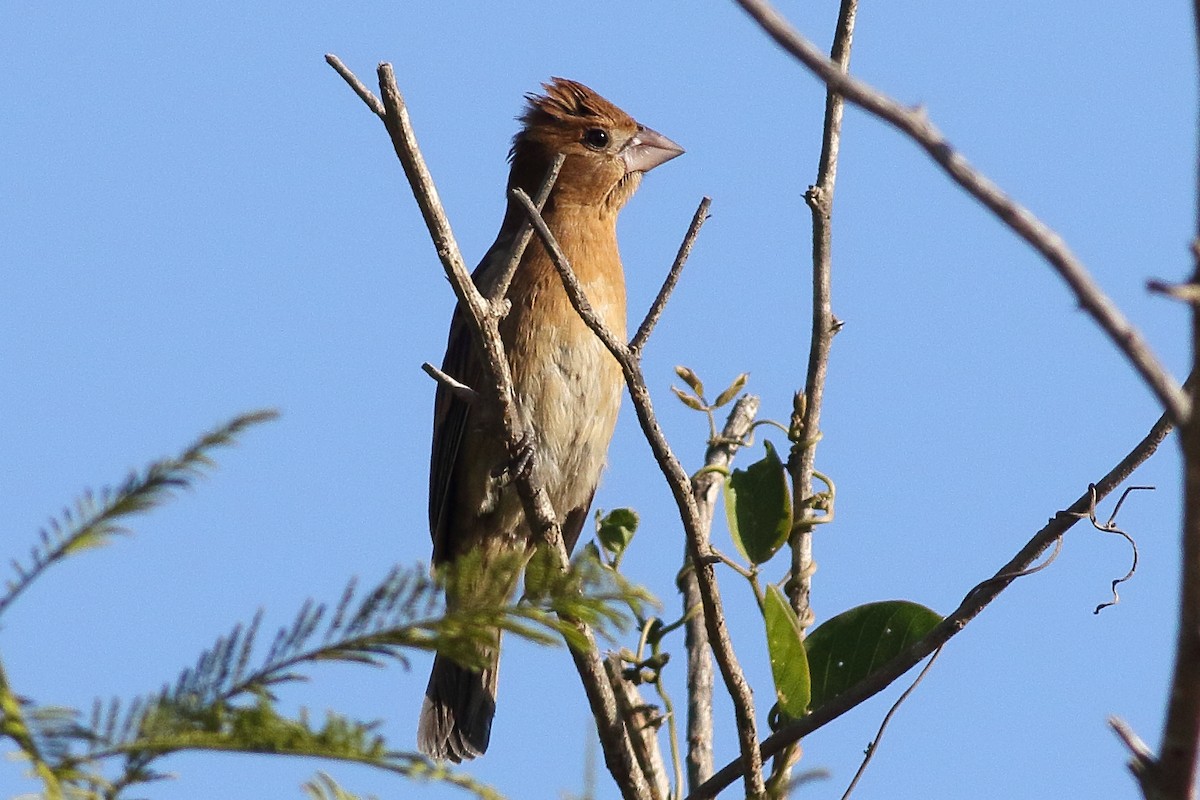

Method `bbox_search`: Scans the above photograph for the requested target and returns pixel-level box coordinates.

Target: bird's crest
[510,78,633,162]
[524,77,620,122]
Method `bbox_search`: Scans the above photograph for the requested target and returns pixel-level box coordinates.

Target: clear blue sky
[2,2,1194,798]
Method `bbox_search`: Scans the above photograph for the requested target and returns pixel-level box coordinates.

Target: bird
[417,77,684,763]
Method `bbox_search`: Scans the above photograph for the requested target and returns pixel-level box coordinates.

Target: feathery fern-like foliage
[0,410,278,620]
[7,548,650,797]
[2,410,654,798]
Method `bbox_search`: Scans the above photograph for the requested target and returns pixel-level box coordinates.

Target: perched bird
[418,78,683,762]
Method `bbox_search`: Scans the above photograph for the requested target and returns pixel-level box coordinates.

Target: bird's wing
[428,303,478,565]
[428,241,511,564]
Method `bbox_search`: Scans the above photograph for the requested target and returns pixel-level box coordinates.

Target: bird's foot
[490,437,536,488]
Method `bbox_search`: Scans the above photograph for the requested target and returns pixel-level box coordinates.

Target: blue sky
[2,2,1195,798]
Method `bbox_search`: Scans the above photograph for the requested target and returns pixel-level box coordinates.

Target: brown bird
[417,78,683,762]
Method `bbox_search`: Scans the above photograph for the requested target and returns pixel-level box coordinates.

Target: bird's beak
[620,125,685,174]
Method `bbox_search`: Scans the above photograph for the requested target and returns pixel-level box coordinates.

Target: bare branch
[324,54,384,117]
[1110,715,1157,795]
[687,408,1174,799]
[421,362,479,404]
[733,0,1188,427]
[1139,12,1200,785]
[1143,266,1200,792]
[631,198,713,354]
[788,0,858,643]
[516,190,768,797]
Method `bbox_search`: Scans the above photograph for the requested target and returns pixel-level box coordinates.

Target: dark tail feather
[417,654,497,762]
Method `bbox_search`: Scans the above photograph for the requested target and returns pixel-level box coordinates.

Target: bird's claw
[491,438,536,487]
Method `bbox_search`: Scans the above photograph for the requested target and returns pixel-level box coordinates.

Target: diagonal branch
[513,188,767,798]
[631,198,712,354]
[732,0,1188,427]
[688,408,1175,799]
[328,55,652,800]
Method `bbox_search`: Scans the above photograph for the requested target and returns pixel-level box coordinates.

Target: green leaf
[764,585,810,718]
[723,441,792,564]
[596,508,639,559]
[805,600,943,710]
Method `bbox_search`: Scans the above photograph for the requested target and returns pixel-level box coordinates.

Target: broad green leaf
[805,600,943,710]
[764,585,811,718]
[596,508,639,559]
[723,441,792,564]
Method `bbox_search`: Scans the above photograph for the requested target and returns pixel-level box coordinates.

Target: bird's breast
[503,238,626,515]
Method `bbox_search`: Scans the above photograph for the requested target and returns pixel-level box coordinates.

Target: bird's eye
[582,128,610,149]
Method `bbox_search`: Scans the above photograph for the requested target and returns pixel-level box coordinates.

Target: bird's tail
[417,651,498,762]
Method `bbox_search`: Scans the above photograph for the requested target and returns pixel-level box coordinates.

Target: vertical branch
[788,0,859,632]
[1142,6,1200,787]
[680,395,762,791]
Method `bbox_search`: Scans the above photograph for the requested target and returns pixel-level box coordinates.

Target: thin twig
[631,198,713,354]
[325,54,384,117]
[1110,715,1157,795]
[516,191,768,798]
[687,409,1175,799]
[1142,122,1200,789]
[421,362,479,404]
[681,395,761,791]
[330,57,651,800]
[840,647,942,799]
[491,155,565,306]
[732,0,1188,427]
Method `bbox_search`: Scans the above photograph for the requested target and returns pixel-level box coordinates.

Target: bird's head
[509,77,683,213]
